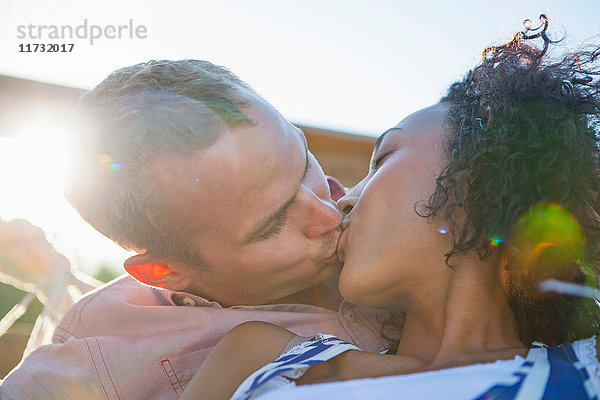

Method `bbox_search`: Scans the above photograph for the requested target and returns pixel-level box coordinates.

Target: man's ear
[124,253,192,291]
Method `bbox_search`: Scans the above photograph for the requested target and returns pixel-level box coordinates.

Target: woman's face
[337,103,454,309]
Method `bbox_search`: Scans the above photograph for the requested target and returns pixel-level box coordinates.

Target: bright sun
[0,118,132,275]
[0,120,72,224]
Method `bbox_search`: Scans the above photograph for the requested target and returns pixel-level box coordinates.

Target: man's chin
[324,252,341,266]
[315,257,342,284]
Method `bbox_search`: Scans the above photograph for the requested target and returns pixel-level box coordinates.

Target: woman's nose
[337,192,357,216]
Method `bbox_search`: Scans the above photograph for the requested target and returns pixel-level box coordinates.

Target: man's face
[151,97,342,306]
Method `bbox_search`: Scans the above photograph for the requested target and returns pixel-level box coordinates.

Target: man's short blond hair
[66,60,256,269]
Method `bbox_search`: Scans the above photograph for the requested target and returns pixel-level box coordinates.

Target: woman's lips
[340,217,350,231]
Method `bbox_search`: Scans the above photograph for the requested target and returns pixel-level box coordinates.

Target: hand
[0,219,70,293]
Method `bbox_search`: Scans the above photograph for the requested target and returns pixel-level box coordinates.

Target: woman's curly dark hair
[424,15,600,345]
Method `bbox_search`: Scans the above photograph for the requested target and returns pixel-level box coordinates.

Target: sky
[0,0,599,276]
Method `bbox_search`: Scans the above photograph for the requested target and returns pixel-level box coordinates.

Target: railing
[0,219,101,363]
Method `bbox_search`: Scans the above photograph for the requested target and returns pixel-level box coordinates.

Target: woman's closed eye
[371,152,392,171]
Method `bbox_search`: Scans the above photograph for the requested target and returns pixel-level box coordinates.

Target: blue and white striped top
[232,334,600,400]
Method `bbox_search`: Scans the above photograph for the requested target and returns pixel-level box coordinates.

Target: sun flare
[0,118,132,274]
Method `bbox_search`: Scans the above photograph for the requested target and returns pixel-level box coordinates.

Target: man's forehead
[151,104,306,235]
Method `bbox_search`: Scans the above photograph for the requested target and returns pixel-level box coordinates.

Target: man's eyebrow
[241,130,309,245]
[241,196,295,245]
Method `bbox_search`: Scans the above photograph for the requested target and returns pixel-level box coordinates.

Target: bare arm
[180,321,296,400]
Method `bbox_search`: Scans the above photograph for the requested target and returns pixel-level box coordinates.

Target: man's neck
[269,275,344,311]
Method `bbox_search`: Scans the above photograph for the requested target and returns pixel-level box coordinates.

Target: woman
[182,16,600,399]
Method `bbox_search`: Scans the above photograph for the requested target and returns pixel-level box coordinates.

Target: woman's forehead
[376,104,450,147]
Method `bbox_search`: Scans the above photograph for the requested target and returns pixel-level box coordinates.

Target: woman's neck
[395,255,527,369]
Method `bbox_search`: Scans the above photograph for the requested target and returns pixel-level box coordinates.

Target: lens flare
[99,154,126,172]
[438,222,450,235]
[107,162,126,172]
[490,237,504,247]
[508,203,586,290]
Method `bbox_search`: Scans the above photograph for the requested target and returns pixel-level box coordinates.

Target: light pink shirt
[0,275,391,399]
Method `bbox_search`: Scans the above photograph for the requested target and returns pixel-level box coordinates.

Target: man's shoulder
[53,274,170,341]
[71,274,167,309]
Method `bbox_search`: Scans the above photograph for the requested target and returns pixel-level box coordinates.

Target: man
[0,60,393,399]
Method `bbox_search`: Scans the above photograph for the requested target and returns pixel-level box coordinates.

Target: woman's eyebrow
[374,127,403,152]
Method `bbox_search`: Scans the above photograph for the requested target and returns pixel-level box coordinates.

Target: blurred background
[0,0,599,376]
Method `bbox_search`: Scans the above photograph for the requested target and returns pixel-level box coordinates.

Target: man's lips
[323,229,342,263]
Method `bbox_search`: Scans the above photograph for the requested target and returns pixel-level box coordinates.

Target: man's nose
[302,191,342,238]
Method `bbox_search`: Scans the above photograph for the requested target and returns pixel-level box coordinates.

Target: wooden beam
[301,125,375,187]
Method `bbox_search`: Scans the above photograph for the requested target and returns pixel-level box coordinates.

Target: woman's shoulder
[180,322,298,400]
[219,321,298,362]
[231,331,364,399]
[224,321,297,343]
